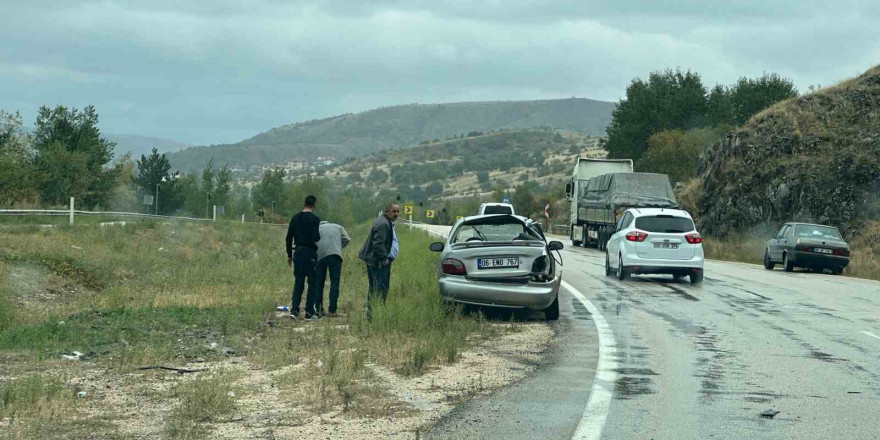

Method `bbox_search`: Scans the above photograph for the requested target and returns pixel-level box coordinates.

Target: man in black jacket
[358,201,400,321]
[285,195,322,320]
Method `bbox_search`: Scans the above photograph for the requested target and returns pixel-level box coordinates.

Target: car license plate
[654,242,679,249]
[814,247,833,254]
[477,258,519,269]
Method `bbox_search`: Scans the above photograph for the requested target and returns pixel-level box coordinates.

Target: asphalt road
[418,224,880,440]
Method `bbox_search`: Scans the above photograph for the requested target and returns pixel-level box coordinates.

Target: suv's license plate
[654,243,679,249]
[814,248,833,254]
[478,258,519,269]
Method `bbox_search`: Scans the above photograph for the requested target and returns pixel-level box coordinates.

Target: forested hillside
[167,98,614,171]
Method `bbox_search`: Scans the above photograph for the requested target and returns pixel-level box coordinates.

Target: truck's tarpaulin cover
[581,173,678,208]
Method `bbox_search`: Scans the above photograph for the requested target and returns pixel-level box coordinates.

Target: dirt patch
[2,322,554,439]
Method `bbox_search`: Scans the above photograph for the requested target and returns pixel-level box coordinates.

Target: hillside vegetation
[167,98,614,171]
[693,65,880,237]
[324,128,604,202]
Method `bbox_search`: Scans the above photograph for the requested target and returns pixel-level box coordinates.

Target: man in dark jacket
[358,202,400,321]
[285,195,321,320]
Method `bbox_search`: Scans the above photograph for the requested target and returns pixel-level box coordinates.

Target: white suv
[605,208,705,283]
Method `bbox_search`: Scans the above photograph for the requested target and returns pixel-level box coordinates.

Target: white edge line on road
[861,331,880,341]
[563,280,618,440]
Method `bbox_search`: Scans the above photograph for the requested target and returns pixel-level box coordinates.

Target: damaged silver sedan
[429,214,564,320]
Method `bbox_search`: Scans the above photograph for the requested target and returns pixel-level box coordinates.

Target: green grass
[165,373,238,439]
[0,218,488,436]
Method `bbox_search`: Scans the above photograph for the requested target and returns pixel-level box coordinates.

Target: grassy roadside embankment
[701,221,880,281]
[0,219,505,439]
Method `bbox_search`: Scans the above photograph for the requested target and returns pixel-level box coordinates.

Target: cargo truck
[564,158,634,247]
[576,172,678,250]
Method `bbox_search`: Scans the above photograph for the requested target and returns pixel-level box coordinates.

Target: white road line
[861,331,880,341]
[563,280,618,440]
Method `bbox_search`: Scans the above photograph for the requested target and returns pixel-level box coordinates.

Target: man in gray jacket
[358,202,400,321]
[315,221,351,317]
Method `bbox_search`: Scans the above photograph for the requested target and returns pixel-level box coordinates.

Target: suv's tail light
[685,233,702,244]
[441,258,467,275]
[625,231,648,242]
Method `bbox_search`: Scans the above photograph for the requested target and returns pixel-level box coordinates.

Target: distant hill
[167,98,614,171]
[106,134,189,160]
[692,64,880,236]
[321,128,606,201]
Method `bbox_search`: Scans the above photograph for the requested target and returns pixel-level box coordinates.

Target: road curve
[418,225,880,440]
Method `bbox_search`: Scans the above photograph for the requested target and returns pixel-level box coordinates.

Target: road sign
[456,216,463,222]
[142,195,154,206]
[404,205,413,215]
[426,210,435,218]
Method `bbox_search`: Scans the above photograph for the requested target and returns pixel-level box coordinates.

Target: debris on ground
[62,351,84,361]
[761,409,780,419]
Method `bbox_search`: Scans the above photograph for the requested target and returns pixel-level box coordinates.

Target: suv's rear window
[635,215,695,233]
[483,206,513,215]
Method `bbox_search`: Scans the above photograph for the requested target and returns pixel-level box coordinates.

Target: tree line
[605,70,798,184]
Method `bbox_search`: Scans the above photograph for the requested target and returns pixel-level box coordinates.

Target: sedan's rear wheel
[544,295,560,321]
[689,271,704,284]
[783,253,794,272]
[763,249,775,270]
[616,254,629,280]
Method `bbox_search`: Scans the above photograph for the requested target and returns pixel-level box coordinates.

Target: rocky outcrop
[695,66,880,236]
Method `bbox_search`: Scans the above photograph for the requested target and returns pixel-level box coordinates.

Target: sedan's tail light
[625,231,648,242]
[833,249,850,257]
[441,258,467,275]
[685,233,702,244]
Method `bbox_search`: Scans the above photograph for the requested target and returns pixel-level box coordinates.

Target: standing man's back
[315,221,351,316]
[285,195,322,319]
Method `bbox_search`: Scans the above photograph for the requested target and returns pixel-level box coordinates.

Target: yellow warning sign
[426,210,435,218]
[404,205,413,215]
[456,216,463,221]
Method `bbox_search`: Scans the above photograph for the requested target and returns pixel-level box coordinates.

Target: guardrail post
[212,205,217,222]
[241,214,245,223]
[69,197,74,225]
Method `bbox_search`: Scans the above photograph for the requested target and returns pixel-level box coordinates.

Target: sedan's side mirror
[548,241,564,251]
[429,242,445,252]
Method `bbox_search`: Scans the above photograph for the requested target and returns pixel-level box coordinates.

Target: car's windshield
[794,224,842,240]
[635,215,695,233]
[452,220,542,243]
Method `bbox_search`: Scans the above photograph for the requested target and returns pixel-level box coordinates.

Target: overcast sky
[2,1,878,145]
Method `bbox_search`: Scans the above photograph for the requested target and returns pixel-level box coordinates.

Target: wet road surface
[420,225,880,440]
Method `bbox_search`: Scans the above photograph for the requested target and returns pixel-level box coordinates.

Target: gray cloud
[1,0,877,145]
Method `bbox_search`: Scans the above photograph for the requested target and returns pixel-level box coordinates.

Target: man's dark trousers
[365,262,391,321]
[315,255,343,314]
[291,247,319,317]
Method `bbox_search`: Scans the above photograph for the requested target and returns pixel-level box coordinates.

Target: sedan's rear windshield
[483,205,513,215]
[794,224,842,240]
[635,215,695,233]
[452,221,541,243]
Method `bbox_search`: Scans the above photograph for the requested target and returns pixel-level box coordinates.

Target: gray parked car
[429,214,564,320]
[764,222,850,274]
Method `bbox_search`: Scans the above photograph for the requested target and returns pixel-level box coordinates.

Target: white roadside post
[241,214,245,223]
[212,205,217,222]
[409,214,412,230]
[69,197,74,225]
